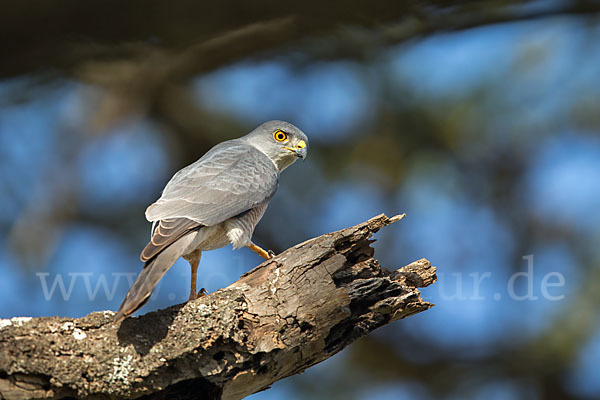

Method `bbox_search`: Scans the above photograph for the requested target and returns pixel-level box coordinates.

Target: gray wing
[145,140,279,226]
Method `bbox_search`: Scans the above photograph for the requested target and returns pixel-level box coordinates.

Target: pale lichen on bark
[0,214,436,400]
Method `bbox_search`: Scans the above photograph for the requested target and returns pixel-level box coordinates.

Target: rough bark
[0,214,436,400]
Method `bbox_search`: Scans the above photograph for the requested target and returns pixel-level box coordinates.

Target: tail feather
[114,233,196,323]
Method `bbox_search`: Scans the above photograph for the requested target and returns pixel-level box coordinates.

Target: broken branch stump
[0,213,436,399]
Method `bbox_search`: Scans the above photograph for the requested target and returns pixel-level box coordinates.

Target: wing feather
[145,140,279,226]
[140,218,201,262]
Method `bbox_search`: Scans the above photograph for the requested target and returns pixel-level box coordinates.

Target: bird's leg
[185,250,202,301]
[247,242,275,260]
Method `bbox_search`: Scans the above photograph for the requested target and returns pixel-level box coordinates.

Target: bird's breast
[225,202,269,249]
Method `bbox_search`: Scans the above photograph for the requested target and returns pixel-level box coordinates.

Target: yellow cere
[296,140,306,149]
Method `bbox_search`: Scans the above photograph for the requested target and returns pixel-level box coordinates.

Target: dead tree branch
[0,214,436,399]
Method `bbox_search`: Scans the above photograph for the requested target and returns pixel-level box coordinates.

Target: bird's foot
[248,243,275,260]
[188,288,208,301]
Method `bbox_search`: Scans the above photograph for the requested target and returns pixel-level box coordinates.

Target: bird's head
[244,120,308,171]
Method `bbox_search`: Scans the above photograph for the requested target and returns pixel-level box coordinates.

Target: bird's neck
[272,153,297,172]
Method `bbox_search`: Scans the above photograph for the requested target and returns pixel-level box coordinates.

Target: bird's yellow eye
[273,130,288,142]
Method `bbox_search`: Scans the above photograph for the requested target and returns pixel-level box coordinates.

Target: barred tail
[114,233,195,323]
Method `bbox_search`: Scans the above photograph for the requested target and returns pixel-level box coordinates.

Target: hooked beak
[284,140,307,160]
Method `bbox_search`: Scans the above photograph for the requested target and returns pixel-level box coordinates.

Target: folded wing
[140,218,201,262]
[142,140,279,259]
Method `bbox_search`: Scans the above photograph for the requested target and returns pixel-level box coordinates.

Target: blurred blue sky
[1,14,599,399]
[194,61,373,142]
